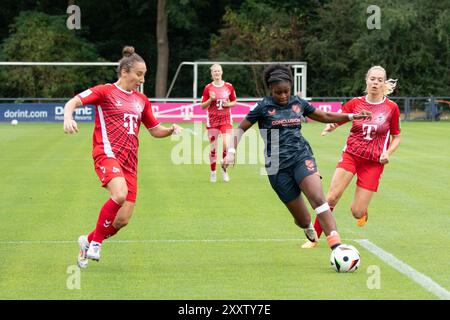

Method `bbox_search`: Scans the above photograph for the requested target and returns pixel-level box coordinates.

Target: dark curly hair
[263,65,293,89]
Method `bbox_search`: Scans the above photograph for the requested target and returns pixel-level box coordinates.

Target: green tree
[351,0,450,96]
[305,0,450,96]
[0,11,114,98]
[208,0,304,96]
[62,0,155,96]
[156,0,169,97]
[304,0,365,96]
[164,0,243,98]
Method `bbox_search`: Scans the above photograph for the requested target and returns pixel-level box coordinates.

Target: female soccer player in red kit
[64,46,182,267]
[302,65,401,248]
[200,64,237,182]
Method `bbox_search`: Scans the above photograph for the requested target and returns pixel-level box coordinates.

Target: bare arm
[200,91,216,109]
[200,97,213,109]
[222,119,253,168]
[224,99,237,108]
[231,118,253,147]
[63,96,83,134]
[308,108,371,123]
[321,123,339,136]
[149,123,182,138]
[380,135,401,164]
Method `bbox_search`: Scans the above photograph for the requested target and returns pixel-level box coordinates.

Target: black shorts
[267,158,319,203]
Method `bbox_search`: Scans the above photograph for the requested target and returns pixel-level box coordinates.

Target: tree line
[0,0,448,99]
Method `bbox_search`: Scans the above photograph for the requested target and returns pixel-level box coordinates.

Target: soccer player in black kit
[223,65,371,250]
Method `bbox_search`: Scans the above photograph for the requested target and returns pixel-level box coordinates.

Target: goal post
[166,61,307,100]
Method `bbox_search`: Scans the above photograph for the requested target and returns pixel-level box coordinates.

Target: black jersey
[245,96,316,172]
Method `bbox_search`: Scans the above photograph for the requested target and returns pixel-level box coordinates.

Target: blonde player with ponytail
[303,66,401,248]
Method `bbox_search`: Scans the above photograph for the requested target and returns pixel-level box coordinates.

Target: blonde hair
[210,64,223,81]
[117,46,145,77]
[210,63,222,71]
[365,65,398,96]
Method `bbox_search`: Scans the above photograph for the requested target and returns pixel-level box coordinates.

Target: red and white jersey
[201,81,236,128]
[338,96,401,162]
[77,83,160,174]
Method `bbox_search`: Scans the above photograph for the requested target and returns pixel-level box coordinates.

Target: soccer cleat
[303,226,318,243]
[301,240,318,249]
[77,235,90,269]
[357,210,368,227]
[301,227,318,249]
[86,241,102,261]
[210,171,217,183]
[221,168,230,182]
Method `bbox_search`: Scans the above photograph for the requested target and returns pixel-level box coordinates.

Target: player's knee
[351,206,365,219]
[309,196,327,210]
[111,189,128,205]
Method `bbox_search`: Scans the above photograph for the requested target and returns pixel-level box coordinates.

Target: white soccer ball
[330,244,361,273]
[11,119,18,126]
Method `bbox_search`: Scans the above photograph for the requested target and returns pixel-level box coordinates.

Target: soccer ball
[11,119,18,126]
[330,244,360,272]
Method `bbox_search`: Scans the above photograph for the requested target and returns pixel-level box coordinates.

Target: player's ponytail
[122,46,136,57]
[383,78,398,96]
[117,46,145,77]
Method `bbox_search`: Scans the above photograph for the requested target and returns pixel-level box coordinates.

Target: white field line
[2,237,448,299]
[355,239,450,300]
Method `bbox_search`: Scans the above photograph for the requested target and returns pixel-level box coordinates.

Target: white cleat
[210,171,217,183]
[304,226,318,243]
[301,226,319,248]
[86,241,102,261]
[77,235,90,269]
[221,168,230,182]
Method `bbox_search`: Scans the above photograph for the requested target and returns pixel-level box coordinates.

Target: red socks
[210,149,217,172]
[222,151,227,171]
[209,150,227,171]
[87,198,122,243]
[314,206,334,238]
[313,216,323,238]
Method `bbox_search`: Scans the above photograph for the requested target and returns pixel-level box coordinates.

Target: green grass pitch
[0,121,449,299]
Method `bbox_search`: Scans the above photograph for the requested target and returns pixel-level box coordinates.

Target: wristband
[347,113,354,121]
[227,148,236,154]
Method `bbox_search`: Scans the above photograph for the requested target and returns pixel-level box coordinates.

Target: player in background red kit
[302,65,401,248]
[64,46,182,267]
[200,64,237,183]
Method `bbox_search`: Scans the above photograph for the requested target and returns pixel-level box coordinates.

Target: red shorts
[94,157,137,202]
[207,124,233,145]
[207,123,233,136]
[336,152,385,192]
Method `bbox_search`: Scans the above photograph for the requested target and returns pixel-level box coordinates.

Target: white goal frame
[166,61,307,100]
[0,61,307,100]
